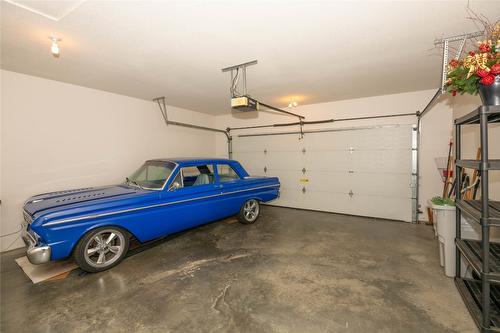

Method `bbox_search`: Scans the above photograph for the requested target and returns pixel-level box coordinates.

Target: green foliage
[447,66,479,95]
[431,196,455,206]
[447,58,499,95]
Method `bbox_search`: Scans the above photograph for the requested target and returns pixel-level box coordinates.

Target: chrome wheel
[83,229,126,269]
[243,199,259,222]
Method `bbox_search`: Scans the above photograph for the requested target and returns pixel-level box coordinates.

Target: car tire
[73,226,130,273]
[238,199,260,224]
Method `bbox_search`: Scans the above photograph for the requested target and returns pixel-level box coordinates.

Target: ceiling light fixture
[49,36,61,57]
[288,99,298,108]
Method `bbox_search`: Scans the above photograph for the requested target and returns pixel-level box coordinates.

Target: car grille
[23,210,33,225]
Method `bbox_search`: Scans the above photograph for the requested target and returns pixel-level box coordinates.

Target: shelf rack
[455,105,500,332]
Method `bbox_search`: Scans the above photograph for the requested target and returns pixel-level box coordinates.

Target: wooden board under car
[15,256,77,284]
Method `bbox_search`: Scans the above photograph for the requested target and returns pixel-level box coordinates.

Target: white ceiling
[3,0,85,21]
[1,1,498,115]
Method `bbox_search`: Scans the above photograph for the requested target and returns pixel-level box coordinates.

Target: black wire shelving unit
[455,105,500,333]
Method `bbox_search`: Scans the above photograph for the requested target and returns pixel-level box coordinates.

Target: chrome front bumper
[22,225,51,265]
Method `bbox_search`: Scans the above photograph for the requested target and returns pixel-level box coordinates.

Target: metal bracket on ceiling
[221,60,258,98]
[153,96,168,125]
[221,60,305,134]
[434,31,483,93]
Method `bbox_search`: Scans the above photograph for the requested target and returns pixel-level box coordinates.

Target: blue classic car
[22,158,280,272]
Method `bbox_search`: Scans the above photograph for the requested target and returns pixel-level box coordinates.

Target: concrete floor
[1,206,475,333]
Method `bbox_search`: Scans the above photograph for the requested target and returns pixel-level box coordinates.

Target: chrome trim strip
[23,210,33,225]
[23,229,37,245]
[44,184,280,227]
[22,223,41,246]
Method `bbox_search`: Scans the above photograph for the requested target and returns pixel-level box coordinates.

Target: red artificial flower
[449,59,460,67]
[469,51,475,56]
[491,64,500,76]
[480,75,495,85]
[477,68,490,78]
[479,43,491,53]
[452,90,457,96]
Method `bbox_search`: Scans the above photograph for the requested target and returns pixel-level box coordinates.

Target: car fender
[69,223,136,255]
[46,219,140,260]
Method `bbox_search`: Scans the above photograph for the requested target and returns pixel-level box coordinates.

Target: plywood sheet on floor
[15,256,77,284]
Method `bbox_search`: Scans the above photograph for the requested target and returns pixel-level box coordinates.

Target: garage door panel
[233,153,267,172]
[351,150,411,172]
[264,135,302,150]
[242,167,266,177]
[232,124,415,222]
[351,195,412,221]
[275,190,353,215]
[349,127,412,150]
[303,126,411,150]
[302,172,411,197]
[304,171,352,193]
[268,151,304,170]
[302,191,353,215]
[349,173,412,197]
[273,189,308,209]
[304,151,351,171]
[274,190,411,222]
[305,131,357,150]
[269,169,353,194]
[267,169,304,188]
[232,136,267,151]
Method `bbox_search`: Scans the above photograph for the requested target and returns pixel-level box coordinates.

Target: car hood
[24,185,143,217]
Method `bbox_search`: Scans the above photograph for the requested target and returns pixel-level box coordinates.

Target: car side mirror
[169,181,181,191]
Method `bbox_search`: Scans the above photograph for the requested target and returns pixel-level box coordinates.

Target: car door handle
[215,185,223,189]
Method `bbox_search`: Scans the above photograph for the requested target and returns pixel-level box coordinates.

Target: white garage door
[232,124,417,222]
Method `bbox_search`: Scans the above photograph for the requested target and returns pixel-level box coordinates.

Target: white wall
[215,90,454,222]
[0,70,458,253]
[0,70,217,251]
[452,94,500,200]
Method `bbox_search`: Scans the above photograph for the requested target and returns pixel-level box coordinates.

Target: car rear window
[217,164,241,182]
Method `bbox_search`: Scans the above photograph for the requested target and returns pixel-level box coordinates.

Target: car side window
[217,164,241,183]
[180,165,215,187]
[169,171,182,190]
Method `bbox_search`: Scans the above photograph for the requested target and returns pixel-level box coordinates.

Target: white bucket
[429,203,456,277]
[429,200,500,278]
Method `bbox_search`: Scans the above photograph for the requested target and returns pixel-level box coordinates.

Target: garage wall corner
[0,70,218,252]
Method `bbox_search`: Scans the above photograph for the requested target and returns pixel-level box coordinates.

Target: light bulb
[288,102,293,108]
[49,36,61,57]
[51,42,59,56]
[292,101,298,107]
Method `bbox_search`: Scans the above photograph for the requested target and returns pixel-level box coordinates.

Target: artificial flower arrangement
[447,23,499,96]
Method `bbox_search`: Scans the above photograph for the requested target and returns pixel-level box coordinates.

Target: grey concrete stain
[1,206,476,333]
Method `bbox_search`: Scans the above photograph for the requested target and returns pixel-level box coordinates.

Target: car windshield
[127,161,176,190]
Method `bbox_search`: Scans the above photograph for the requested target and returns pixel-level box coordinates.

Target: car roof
[146,157,236,166]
